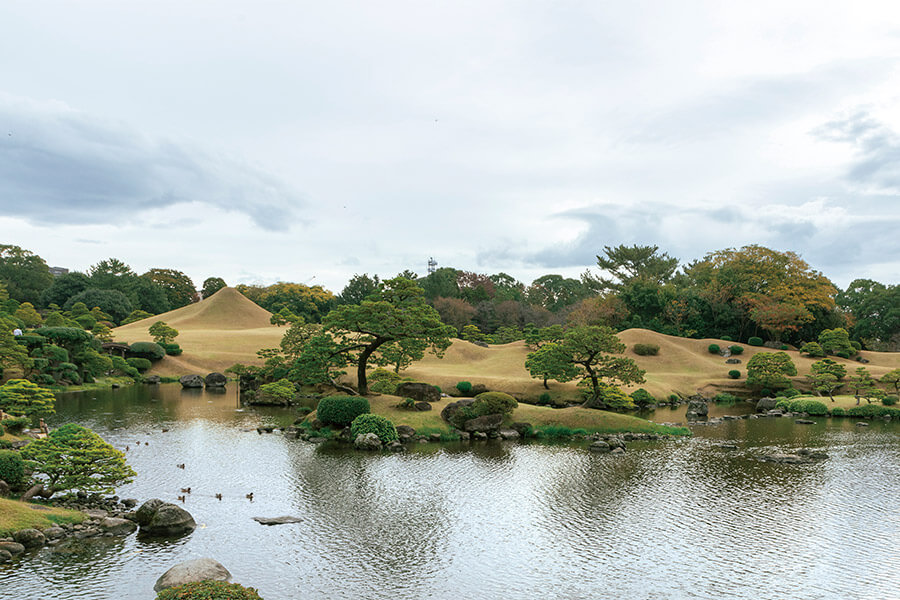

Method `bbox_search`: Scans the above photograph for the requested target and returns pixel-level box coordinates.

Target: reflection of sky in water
[3,384,899,600]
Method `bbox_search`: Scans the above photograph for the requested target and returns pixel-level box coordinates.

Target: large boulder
[395,382,440,403]
[756,397,778,412]
[441,399,474,424]
[464,413,503,433]
[205,372,227,387]
[153,558,232,592]
[100,517,138,536]
[144,375,161,384]
[180,374,204,389]
[685,397,709,421]
[134,499,196,537]
[354,433,382,451]
[13,528,46,549]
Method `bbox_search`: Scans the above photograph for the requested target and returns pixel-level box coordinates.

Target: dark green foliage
[800,342,826,357]
[56,362,78,372]
[630,388,655,409]
[316,396,370,427]
[729,345,744,355]
[728,369,741,379]
[713,393,738,405]
[632,343,660,356]
[0,379,55,416]
[707,344,720,354]
[350,414,399,443]
[160,342,182,356]
[818,327,855,356]
[775,399,790,411]
[201,277,227,298]
[155,580,263,600]
[64,288,134,323]
[537,392,552,405]
[835,351,851,359]
[850,341,862,352]
[775,388,801,398]
[846,405,900,418]
[883,395,899,406]
[830,407,846,416]
[3,416,30,432]
[33,344,69,364]
[37,327,93,353]
[456,381,473,394]
[367,369,402,395]
[471,391,518,416]
[32,358,49,371]
[258,379,296,405]
[748,337,763,346]
[720,335,733,342]
[667,394,679,404]
[35,374,56,385]
[128,342,165,361]
[74,314,96,330]
[787,398,828,415]
[0,449,25,487]
[15,334,46,349]
[779,344,789,350]
[126,357,152,372]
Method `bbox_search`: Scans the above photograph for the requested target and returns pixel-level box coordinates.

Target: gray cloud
[814,111,900,192]
[0,97,302,231]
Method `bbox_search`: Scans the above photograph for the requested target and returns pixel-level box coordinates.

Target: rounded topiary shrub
[882,395,898,406]
[126,357,152,372]
[368,369,402,394]
[0,449,25,487]
[835,350,851,359]
[779,344,789,351]
[316,395,370,427]
[537,392,551,405]
[629,388,655,409]
[707,344,720,354]
[455,381,473,394]
[850,341,862,353]
[787,398,828,416]
[729,345,744,355]
[633,343,660,356]
[830,407,846,416]
[350,414,398,443]
[748,337,764,347]
[720,335,733,342]
[728,369,741,379]
[775,399,790,411]
[3,416,30,433]
[155,580,263,600]
[471,391,518,416]
[129,342,166,361]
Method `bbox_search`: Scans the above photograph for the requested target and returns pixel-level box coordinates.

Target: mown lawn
[0,498,84,537]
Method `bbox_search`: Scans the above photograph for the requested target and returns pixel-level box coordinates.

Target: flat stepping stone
[252,516,303,525]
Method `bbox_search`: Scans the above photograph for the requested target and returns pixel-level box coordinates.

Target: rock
[767,410,784,417]
[85,508,108,519]
[0,548,10,563]
[388,441,405,452]
[308,436,327,443]
[498,429,520,440]
[795,419,816,425]
[0,541,24,555]
[511,422,533,438]
[0,480,8,496]
[13,529,46,549]
[122,498,138,509]
[725,358,742,364]
[610,447,625,455]
[204,372,227,387]
[396,425,416,439]
[471,384,489,395]
[429,433,442,442]
[153,558,232,593]
[797,449,829,459]
[756,397,778,412]
[414,402,432,412]
[395,382,441,403]
[856,422,869,427]
[463,413,503,433]
[354,433,382,451]
[457,431,470,441]
[100,517,137,536]
[441,399,475,423]
[589,440,611,452]
[760,451,828,464]
[472,431,488,440]
[179,374,204,389]
[856,357,870,364]
[685,398,709,421]
[472,340,489,348]
[252,516,303,525]
[144,375,161,384]
[134,499,196,537]
[43,526,66,540]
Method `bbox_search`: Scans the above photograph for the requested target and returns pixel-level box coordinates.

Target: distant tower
[427,257,437,275]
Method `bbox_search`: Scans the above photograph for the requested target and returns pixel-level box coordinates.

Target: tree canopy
[0,244,53,304]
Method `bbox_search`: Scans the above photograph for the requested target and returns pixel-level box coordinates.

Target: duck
[176,463,185,469]
[177,495,186,503]
[125,445,130,452]
[245,492,254,501]
[180,487,191,494]
[215,493,222,500]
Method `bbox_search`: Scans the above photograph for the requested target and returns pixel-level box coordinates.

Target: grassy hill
[112,287,284,375]
[113,289,900,399]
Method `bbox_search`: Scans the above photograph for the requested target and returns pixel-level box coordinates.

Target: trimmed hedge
[316,396,370,427]
[0,449,24,487]
[472,391,518,416]
[630,388,655,409]
[2,416,29,433]
[455,381,473,394]
[708,344,720,354]
[883,395,898,406]
[155,581,263,600]
[350,414,398,443]
[787,398,828,416]
[633,343,660,356]
[846,405,900,419]
[729,345,744,355]
[830,407,846,416]
[128,342,166,361]
[126,357,152,372]
[728,369,741,379]
[748,337,763,347]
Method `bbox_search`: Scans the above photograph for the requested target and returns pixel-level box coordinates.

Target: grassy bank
[310,394,690,437]
[0,498,84,537]
[791,394,897,410]
[45,376,138,393]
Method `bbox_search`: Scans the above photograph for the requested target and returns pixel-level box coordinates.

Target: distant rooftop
[49,266,69,277]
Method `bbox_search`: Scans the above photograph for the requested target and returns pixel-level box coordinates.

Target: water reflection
[1,385,898,600]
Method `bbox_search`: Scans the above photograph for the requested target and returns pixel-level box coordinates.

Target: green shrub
[748,337,763,347]
[630,388,655,409]
[713,393,738,405]
[161,342,182,356]
[799,342,826,357]
[128,342,165,361]
[720,335,733,342]
[60,370,81,385]
[729,345,744,355]
[316,395,370,427]
[15,334,46,349]
[728,369,741,379]
[155,580,263,600]
[850,341,862,352]
[56,362,78,373]
[537,392,552,405]
[835,351,851,359]
[787,398,828,416]
[708,344,720,354]
[830,407,846,416]
[667,394,680,404]
[126,357,152,372]
[167,348,183,356]
[775,388,801,398]
[633,343,660,356]
[456,381,473,394]
[32,358,49,372]
[883,395,899,406]
[398,397,415,410]
[368,369,402,394]
[471,391,518,416]
[258,379,296,404]
[0,449,25,487]
[846,405,900,419]
[34,345,68,364]
[3,416,30,433]
[350,414,399,443]
[775,399,790,411]
[35,374,56,386]
[0,421,4,436]
[779,344,789,351]
[296,406,312,417]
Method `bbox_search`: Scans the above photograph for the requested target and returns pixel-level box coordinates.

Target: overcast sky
[2,1,899,293]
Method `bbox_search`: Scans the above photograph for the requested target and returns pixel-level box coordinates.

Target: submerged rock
[13,528,46,549]
[154,558,232,592]
[134,499,196,537]
[252,516,303,525]
[354,433,382,451]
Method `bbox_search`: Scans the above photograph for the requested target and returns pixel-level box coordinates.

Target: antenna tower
[427,257,437,275]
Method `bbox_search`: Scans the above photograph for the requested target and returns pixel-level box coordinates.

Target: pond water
[3,384,900,600]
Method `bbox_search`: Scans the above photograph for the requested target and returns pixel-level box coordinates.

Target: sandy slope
[113,289,900,397]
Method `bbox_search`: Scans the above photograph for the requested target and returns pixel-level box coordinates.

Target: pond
[3,384,900,600]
